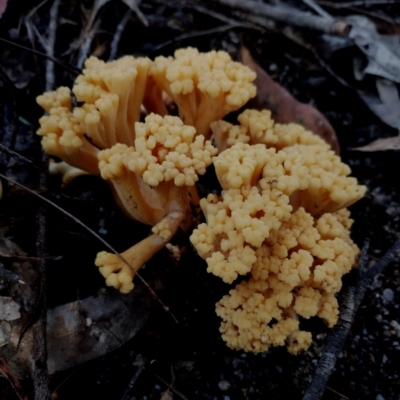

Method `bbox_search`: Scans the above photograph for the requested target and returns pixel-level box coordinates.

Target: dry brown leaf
[241,46,339,154]
[353,134,400,152]
[0,237,153,378]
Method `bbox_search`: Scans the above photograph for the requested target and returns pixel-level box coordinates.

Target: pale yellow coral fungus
[72,55,152,148]
[210,206,359,354]
[149,47,256,137]
[35,49,366,355]
[191,140,365,354]
[211,109,330,152]
[96,114,217,291]
[36,87,100,175]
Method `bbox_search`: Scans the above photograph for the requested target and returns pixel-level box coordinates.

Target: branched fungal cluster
[36,47,366,353]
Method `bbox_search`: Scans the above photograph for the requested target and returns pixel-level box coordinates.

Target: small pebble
[218,380,230,391]
[382,288,394,303]
[390,320,400,337]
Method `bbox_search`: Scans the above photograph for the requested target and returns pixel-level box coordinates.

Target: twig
[109,9,133,61]
[121,0,148,27]
[0,254,62,261]
[0,38,81,75]
[232,10,277,32]
[120,355,145,400]
[31,214,51,400]
[317,0,397,7]
[77,18,100,69]
[0,65,18,173]
[0,143,36,166]
[326,386,350,399]
[0,356,28,400]
[155,372,189,400]
[191,4,257,28]
[0,173,177,322]
[24,0,51,21]
[215,0,351,36]
[0,110,16,167]
[301,0,333,19]
[45,0,61,91]
[31,150,50,398]
[302,237,400,399]
[151,24,250,56]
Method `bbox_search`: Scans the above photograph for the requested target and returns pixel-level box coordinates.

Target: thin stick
[45,0,61,91]
[0,356,28,400]
[0,143,36,166]
[31,213,51,399]
[109,9,133,61]
[0,107,17,167]
[216,0,351,36]
[302,0,333,19]
[0,173,176,321]
[192,4,257,28]
[120,355,145,400]
[30,144,51,398]
[0,38,81,75]
[302,237,400,399]
[77,18,101,69]
[151,24,250,56]
[317,0,397,7]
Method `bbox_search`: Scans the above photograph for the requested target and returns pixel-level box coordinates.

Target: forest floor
[0,1,400,399]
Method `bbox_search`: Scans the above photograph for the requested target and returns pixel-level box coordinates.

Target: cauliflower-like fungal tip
[36,92,100,175]
[72,55,152,148]
[213,142,277,190]
[211,109,331,152]
[150,47,256,138]
[95,113,218,293]
[192,137,364,353]
[130,113,217,187]
[36,86,72,112]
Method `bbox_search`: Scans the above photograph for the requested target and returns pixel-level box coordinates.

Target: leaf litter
[0,1,400,399]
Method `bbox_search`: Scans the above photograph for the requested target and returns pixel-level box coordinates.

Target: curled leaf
[353,134,400,152]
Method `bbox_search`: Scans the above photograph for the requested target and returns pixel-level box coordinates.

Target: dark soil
[0,1,399,399]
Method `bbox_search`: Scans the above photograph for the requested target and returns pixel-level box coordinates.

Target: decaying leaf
[46,286,154,374]
[357,78,400,130]
[0,236,154,378]
[240,46,339,154]
[348,15,400,84]
[353,134,400,152]
[0,297,20,321]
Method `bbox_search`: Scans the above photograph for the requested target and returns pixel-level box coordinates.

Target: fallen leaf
[348,15,400,84]
[241,46,339,154]
[357,78,400,130]
[353,134,400,152]
[46,286,154,374]
[0,297,21,321]
[0,237,154,377]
